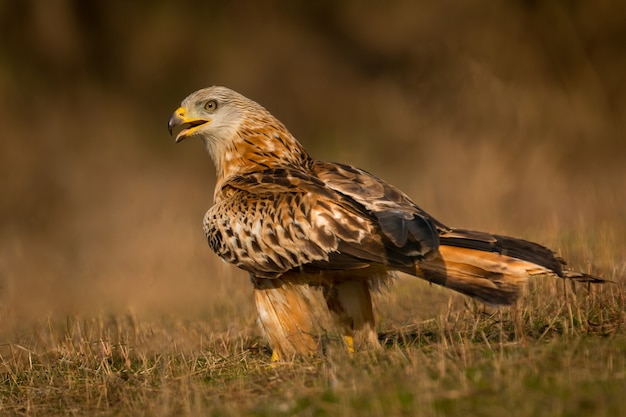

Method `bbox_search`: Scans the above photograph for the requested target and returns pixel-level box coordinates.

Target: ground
[1,269,623,416]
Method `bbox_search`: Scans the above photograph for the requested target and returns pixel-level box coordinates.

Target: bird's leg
[251,275,323,361]
[323,280,380,353]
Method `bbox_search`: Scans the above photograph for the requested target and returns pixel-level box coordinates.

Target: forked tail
[405,229,604,305]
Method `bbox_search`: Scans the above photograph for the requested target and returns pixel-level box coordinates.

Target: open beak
[168,107,210,143]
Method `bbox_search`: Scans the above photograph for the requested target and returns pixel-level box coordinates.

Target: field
[1,2,625,416]
[1,272,624,416]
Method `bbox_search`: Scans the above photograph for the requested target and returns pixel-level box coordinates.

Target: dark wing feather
[312,161,442,258]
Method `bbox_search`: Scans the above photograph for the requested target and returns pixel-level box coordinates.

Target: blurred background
[0,0,624,328]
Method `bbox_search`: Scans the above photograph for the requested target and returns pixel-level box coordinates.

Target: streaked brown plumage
[168,86,603,360]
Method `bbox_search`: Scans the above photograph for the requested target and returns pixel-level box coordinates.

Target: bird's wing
[312,161,443,250]
[203,166,439,278]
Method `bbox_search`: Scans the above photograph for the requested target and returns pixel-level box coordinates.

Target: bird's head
[168,86,248,145]
[168,86,310,181]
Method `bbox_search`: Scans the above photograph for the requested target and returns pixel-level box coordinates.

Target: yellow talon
[271,350,280,362]
[344,335,355,353]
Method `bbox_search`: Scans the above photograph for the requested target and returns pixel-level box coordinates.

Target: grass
[0,274,623,416]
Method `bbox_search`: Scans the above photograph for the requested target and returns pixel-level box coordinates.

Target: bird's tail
[404,229,603,306]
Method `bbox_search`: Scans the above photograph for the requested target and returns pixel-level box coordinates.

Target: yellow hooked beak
[167,107,211,143]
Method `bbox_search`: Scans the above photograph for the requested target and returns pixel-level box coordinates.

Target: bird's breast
[202,190,339,278]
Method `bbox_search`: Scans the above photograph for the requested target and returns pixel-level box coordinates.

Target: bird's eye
[204,100,218,112]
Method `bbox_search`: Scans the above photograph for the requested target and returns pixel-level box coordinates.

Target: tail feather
[440,229,567,275]
[405,229,604,306]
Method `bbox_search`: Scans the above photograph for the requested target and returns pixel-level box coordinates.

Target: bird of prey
[168,86,602,360]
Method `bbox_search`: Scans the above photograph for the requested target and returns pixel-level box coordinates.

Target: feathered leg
[252,275,323,360]
[323,280,380,352]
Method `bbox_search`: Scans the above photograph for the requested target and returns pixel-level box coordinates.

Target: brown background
[1,1,624,324]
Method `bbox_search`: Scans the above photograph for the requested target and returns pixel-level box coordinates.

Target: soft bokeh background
[1,1,624,329]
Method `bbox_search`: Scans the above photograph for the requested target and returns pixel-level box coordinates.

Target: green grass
[0,277,623,416]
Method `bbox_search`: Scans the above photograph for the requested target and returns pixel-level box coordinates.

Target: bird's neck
[209,124,312,189]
